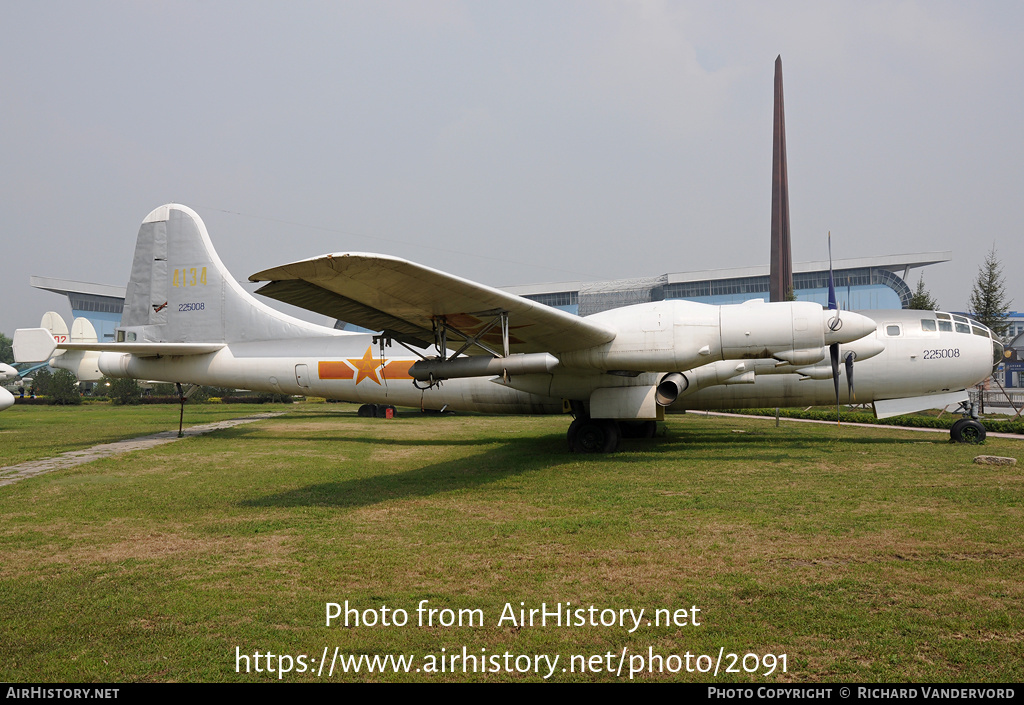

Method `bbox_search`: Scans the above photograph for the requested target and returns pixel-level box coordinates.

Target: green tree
[907,274,939,310]
[32,367,52,396]
[150,382,177,396]
[0,332,12,364]
[106,377,143,405]
[968,245,1012,339]
[47,369,82,406]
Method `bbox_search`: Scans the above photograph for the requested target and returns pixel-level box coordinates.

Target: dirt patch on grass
[0,524,295,579]
[369,446,425,463]
[268,421,346,432]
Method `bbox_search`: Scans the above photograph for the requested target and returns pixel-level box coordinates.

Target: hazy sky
[3,1,1022,337]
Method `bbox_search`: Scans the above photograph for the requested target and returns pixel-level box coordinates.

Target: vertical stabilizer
[40,312,68,357]
[120,204,333,344]
[71,317,98,344]
[769,55,793,303]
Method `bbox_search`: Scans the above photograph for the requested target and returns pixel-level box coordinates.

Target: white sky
[2,1,1022,336]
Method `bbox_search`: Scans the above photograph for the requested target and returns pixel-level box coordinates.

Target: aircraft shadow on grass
[229,419,936,511]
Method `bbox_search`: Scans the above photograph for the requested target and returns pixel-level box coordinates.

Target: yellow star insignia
[348,347,385,385]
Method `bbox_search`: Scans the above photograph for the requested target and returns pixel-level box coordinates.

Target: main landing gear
[949,401,986,443]
[567,416,658,453]
[357,403,397,418]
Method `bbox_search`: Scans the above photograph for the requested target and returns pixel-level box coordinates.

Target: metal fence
[969,389,1024,413]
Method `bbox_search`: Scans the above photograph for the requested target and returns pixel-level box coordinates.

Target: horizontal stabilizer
[13,326,223,363]
[58,342,225,358]
[13,328,57,363]
[250,253,616,355]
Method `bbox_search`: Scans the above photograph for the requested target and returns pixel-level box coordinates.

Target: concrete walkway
[0,412,286,487]
[704,410,1024,441]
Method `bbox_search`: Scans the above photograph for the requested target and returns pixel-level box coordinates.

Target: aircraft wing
[249,252,616,354]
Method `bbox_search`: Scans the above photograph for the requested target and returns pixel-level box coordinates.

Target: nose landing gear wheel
[950,418,986,443]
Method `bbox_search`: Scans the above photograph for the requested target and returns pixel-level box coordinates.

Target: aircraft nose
[822,310,877,345]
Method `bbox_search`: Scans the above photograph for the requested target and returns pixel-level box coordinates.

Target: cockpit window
[936,312,951,320]
[972,326,990,338]
[955,322,971,334]
[938,320,953,332]
[953,314,969,324]
[886,324,902,336]
[921,319,937,331]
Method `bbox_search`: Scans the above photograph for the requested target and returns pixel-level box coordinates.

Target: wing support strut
[376,309,536,391]
[432,310,511,361]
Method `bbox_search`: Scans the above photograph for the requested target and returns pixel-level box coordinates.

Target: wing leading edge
[249,253,616,355]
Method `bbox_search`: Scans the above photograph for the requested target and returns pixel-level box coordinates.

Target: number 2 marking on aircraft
[922,349,960,360]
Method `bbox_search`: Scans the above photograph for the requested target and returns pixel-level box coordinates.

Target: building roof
[500,252,951,295]
[29,276,127,300]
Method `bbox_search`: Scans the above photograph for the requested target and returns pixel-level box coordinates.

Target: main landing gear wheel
[358,404,396,418]
[950,418,986,443]
[567,417,621,453]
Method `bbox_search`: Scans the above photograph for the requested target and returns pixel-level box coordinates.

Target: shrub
[47,369,82,406]
[107,377,143,405]
[31,367,52,396]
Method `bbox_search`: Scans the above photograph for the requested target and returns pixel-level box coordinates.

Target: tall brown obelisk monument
[769,55,793,303]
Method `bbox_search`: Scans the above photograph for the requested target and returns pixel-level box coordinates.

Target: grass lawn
[0,403,295,468]
[0,403,1021,682]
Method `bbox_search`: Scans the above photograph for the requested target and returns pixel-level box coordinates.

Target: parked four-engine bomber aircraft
[13,204,1000,449]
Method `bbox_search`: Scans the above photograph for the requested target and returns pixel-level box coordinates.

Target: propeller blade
[827,232,842,425]
[830,341,840,424]
[825,231,843,337]
[827,231,838,311]
[845,351,856,403]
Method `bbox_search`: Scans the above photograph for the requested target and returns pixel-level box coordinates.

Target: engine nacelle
[97,352,133,378]
[52,350,103,382]
[558,299,876,374]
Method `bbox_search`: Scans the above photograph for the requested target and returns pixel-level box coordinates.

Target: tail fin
[121,204,330,344]
[71,317,98,344]
[40,311,69,357]
[33,313,104,380]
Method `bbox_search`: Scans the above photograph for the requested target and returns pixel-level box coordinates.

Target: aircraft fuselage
[84,306,998,421]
